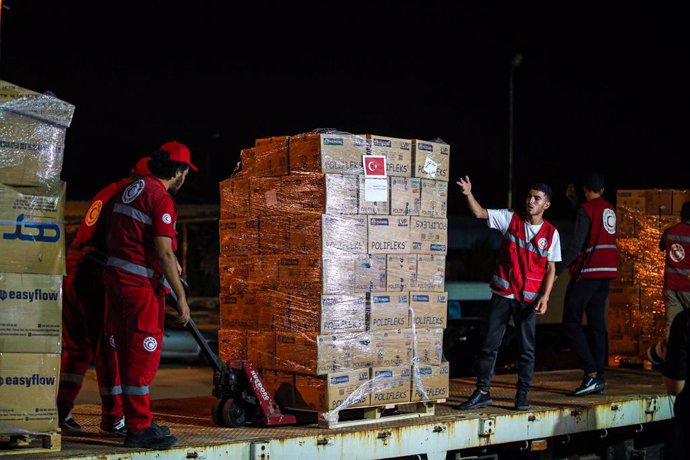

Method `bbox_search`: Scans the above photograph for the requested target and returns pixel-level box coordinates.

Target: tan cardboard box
[410,292,448,328]
[277,255,322,291]
[220,293,261,330]
[368,292,410,330]
[219,176,250,219]
[315,332,373,375]
[416,255,445,292]
[366,135,412,177]
[645,190,673,216]
[246,331,276,370]
[322,214,368,255]
[218,329,247,363]
[412,362,450,402]
[390,177,421,216]
[354,254,387,293]
[325,174,359,215]
[617,190,646,213]
[415,328,444,365]
[219,217,259,255]
[608,284,640,309]
[258,214,290,254]
[420,179,448,218]
[368,216,410,254]
[240,139,289,177]
[412,139,450,181]
[0,352,59,434]
[386,254,417,291]
[371,329,413,367]
[320,133,367,174]
[293,369,371,412]
[247,255,280,291]
[410,217,448,255]
[0,273,62,353]
[371,366,412,405]
[275,331,319,374]
[218,255,250,294]
[322,255,356,294]
[320,294,367,333]
[358,176,390,215]
[250,175,326,214]
[673,190,690,216]
[0,182,66,275]
[288,212,322,254]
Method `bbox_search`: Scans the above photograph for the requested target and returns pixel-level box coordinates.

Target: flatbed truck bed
[9,368,673,459]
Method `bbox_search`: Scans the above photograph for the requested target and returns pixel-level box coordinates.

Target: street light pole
[508,53,523,210]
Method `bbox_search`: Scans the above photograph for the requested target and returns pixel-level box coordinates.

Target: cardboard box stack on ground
[611,189,690,366]
[0,80,74,438]
[218,131,450,416]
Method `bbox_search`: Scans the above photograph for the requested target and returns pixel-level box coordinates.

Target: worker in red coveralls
[103,142,194,449]
[58,157,151,437]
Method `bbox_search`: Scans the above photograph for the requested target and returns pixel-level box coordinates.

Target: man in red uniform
[58,157,151,436]
[455,176,561,411]
[104,141,194,449]
[648,201,690,366]
[557,172,617,396]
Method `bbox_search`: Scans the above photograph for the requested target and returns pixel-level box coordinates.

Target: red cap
[160,141,198,171]
[131,156,151,176]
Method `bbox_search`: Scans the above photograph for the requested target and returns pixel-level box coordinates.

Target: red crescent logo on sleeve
[85,200,103,227]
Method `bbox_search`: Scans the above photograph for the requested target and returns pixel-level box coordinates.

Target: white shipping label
[365,178,388,202]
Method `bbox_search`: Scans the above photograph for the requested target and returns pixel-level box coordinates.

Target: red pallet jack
[172,279,297,427]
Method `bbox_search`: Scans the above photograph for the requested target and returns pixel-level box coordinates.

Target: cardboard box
[368,216,410,254]
[218,255,250,294]
[410,217,448,255]
[390,177,421,216]
[420,179,448,218]
[673,190,690,216]
[288,132,321,173]
[240,139,289,177]
[369,292,409,330]
[219,217,259,255]
[415,328,444,365]
[0,353,59,434]
[608,284,640,309]
[287,133,366,175]
[354,254,387,293]
[371,329,414,367]
[288,212,322,254]
[386,255,417,291]
[218,329,247,363]
[608,335,638,355]
[416,255,445,292]
[412,362,450,402]
[366,135,412,177]
[0,273,62,353]
[358,176,390,215]
[247,255,280,291]
[219,176,250,219]
[220,292,274,330]
[315,332,373,374]
[371,366,412,405]
[325,174,359,215]
[322,255,356,294]
[617,190,646,214]
[246,331,276,370]
[250,175,326,215]
[277,255,322,291]
[293,369,370,412]
[320,294,367,333]
[0,182,66,275]
[258,214,290,254]
[275,331,319,374]
[322,214,368,255]
[645,190,673,216]
[410,292,448,328]
[412,139,450,181]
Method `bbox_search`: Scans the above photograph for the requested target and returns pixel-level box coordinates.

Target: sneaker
[515,391,529,411]
[59,414,81,433]
[456,389,493,410]
[572,375,606,396]
[99,418,127,437]
[124,426,177,450]
[151,421,171,436]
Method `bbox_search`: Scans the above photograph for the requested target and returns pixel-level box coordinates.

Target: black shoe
[99,418,127,437]
[647,344,665,367]
[515,391,529,411]
[59,414,81,433]
[124,426,177,450]
[457,389,492,410]
[572,375,606,396]
[151,421,171,436]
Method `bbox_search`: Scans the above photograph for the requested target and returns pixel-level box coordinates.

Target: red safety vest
[662,223,690,292]
[570,197,618,280]
[491,213,557,302]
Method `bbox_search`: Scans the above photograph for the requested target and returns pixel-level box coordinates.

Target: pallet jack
[170,278,297,428]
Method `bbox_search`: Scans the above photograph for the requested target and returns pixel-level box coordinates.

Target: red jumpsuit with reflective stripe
[104,176,178,432]
[57,178,129,425]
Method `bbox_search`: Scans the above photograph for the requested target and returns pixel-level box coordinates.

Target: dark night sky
[1,2,686,219]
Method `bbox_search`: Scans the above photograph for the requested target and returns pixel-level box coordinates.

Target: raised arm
[457,176,488,219]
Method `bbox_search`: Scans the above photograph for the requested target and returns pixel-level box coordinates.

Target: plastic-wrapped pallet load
[218,129,450,423]
[0,80,74,440]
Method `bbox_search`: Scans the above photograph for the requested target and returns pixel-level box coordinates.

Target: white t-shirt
[487,209,562,262]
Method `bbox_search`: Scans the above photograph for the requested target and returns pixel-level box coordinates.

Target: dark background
[1,2,686,219]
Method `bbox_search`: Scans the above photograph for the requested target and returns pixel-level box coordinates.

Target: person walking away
[663,308,690,460]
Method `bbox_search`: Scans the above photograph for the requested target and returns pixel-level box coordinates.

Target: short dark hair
[530,183,553,202]
[681,201,690,221]
[149,149,190,179]
[583,172,605,194]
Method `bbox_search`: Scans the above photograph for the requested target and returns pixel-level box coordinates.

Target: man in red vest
[104,141,195,449]
[557,172,617,396]
[648,201,690,366]
[455,176,561,411]
[58,157,151,436]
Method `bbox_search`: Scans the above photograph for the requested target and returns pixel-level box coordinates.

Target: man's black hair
[530,183,553,202]
[583,172,605,194]
[681,201,690,221]
[149,149,189,179]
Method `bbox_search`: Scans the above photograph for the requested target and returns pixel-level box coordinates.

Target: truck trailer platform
[8,368,673,459]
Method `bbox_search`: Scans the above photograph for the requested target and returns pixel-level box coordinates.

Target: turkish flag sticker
[363,155,387,177]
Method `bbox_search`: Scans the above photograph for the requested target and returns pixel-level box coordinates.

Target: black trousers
[562,278,610,376]
[476,294,537,393]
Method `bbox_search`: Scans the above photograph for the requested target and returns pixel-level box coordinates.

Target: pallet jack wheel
[212,398,226,427]
[221,398,247,427]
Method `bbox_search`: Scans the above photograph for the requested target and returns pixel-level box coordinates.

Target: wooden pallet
[0,432,61,456]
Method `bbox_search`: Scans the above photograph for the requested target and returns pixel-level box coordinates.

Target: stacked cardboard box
[611,189,690,364]
[0,80,74,436]
[218,131,450,415]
